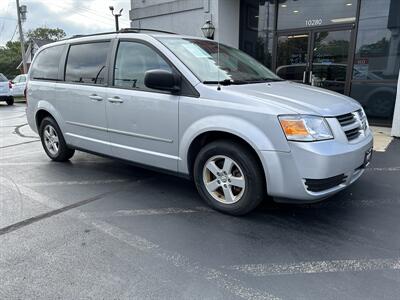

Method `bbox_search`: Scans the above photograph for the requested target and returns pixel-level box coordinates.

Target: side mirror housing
[144,69,181,92]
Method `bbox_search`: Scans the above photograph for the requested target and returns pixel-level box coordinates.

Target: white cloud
[0,0,131,46]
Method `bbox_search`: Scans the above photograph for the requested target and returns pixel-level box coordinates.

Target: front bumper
[261,129,373,203]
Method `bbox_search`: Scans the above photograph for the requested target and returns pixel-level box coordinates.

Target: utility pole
[109,6,123,31]
[16,0,27,74]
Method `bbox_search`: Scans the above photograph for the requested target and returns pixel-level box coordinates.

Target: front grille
[304,174,347,192]
[344,127,361,140]
[336,109,366,141]
[336,113,356,126]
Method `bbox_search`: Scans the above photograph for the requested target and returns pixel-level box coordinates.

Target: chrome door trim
[108,128,173,143]
[66,121,108,132]
[66,121,173,143]
[66,133,179,160]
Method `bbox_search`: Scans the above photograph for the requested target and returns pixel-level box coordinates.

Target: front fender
[178,115,289,174]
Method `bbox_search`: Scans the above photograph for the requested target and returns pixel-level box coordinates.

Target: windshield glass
[159,37,281,84]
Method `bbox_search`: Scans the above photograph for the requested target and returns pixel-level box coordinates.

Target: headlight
[356,108,369,131]
[278,115,333,142]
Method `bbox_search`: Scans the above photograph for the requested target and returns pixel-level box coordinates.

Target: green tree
[26,27,66,41]
[0,41,22,79]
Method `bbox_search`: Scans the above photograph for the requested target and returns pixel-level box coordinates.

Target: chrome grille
[336,113,356,126]
[336,109,367,141]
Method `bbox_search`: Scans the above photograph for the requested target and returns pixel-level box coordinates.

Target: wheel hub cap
[202,155,246,204]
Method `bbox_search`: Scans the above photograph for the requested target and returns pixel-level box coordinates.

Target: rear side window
[65,42,110,85]
[0,73,8,82]
[30,45,64,81]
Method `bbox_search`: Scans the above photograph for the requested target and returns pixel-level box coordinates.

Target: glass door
[276,33,310,83]
[310,29,352,94]
[276,27,353,94]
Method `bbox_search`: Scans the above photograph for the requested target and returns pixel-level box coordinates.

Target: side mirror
[144,69,180,92]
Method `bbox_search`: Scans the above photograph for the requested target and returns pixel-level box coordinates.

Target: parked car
[26,31,373,215]
[0,73,14,105]
[11,74,27,98]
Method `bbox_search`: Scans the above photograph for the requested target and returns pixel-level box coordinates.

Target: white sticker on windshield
[182,44,211,58]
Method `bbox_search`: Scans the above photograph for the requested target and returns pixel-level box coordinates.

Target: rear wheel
[39,117,75,162]
[6,96,14,106]
[194,140,265,215]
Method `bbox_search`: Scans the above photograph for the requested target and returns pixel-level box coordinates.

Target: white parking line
[3,182,279,300]
[24,179,129,187]
[0,150,43,160]
[0,160,110,166]
[111,206,213,217]
[367,167,400,172]
[228,258,400,276]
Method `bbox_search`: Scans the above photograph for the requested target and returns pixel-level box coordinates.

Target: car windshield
[0,73,7,82]
[158,37,282,84]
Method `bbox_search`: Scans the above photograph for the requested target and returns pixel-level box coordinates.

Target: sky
[0,0,132,46]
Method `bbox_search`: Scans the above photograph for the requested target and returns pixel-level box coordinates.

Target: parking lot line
[367,167,400,172]
[110,206,213,217]
[227,258,400,277]
[0,160,110,166]
[1,181,280,300]
[24,179,129,187]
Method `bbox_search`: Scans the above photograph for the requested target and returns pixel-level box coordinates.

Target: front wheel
[194,140,266,215]
[39,117,75,162]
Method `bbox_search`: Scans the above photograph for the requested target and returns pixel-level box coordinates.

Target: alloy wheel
[202,155,246,204]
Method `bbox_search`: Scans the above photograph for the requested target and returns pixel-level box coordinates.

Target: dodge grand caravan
[26,30,373,215]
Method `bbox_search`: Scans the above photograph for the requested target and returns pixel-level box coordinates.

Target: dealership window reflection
[351,0,399,124]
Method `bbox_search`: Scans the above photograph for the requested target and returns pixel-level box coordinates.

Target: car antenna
[216,27,221,91]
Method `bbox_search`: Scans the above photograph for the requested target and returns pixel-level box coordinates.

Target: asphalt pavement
[1,103,399,300]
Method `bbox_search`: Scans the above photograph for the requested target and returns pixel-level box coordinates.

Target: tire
[39,117,75,162]
[193,140,266,215]
[6,96,14,106]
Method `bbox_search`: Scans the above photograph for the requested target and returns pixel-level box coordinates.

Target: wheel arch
[34,101,65,132]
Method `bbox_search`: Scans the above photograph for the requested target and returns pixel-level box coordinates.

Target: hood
[222,81,361,116]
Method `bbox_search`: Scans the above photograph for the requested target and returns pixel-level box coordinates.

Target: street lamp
[109,6,123,31]
[201,20,215,40]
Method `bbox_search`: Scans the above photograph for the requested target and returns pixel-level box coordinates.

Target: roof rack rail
[61,28,177,41]
[119,28,177,35]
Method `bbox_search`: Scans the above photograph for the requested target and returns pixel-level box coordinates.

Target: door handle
[107,96,124,104]
[89,94,103,101]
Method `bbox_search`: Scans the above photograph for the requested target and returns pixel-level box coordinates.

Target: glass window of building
[239,0,275,68]
[277,0,357,29]
[351,0,399,125]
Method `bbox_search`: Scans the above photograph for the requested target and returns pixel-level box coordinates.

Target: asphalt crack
[14,123,39,139]
[0,140,40,149]
[0,190,113,236]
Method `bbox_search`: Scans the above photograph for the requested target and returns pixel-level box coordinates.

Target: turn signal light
[279,119,308,136]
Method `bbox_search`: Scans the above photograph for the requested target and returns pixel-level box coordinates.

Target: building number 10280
[305,19,323,26]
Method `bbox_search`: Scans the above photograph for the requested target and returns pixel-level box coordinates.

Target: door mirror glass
[144,69,180,92]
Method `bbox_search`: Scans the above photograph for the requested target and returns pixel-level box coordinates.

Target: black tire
[6,96,14,106]
[39,117,75,162]
[193,140,266,216]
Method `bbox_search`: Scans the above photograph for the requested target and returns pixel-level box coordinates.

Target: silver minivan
[26,30,373,215]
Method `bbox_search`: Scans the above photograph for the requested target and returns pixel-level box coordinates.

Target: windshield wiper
[260,78,284,82]
[203,79,233,86]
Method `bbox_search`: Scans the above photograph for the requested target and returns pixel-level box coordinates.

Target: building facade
[130,0,400,127]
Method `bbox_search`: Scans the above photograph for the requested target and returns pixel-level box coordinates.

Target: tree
[0,41,22,79]
[26,27,66,41]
